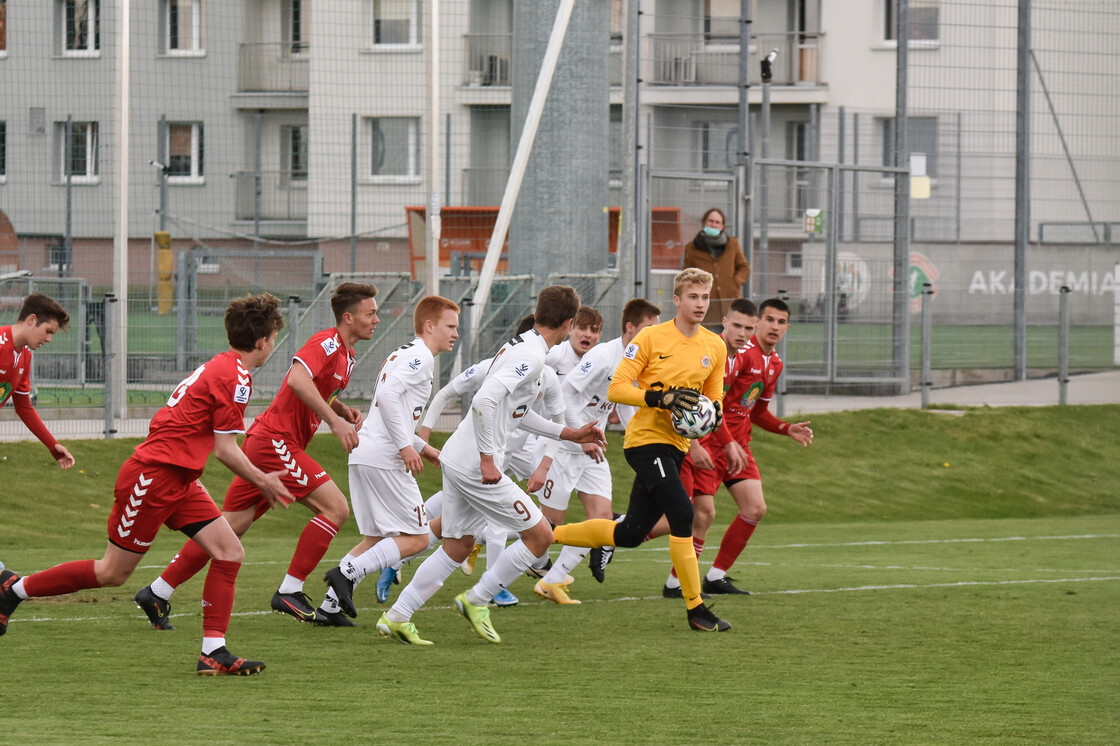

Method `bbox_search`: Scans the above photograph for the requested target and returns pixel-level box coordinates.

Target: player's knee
[695,502,716,526]
[210,542,245,564]
[611,523,644,548]
[97,565,133,587]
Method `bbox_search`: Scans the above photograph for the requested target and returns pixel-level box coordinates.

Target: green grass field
[2,406,1119,744]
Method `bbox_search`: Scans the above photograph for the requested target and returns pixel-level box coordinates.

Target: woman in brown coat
[682,207,750,327]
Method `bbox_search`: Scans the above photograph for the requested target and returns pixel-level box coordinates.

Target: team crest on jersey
[412,405,423,421]
[514,362,530,378]
[321,337,339,356]
[463,366,479,379]
[0,381,11,404]
[624,343,638,360]
[701,356,712,368]
[579,359,593,374]
[327,387,342,406]
[741,381,764,410]
[408,357,422,372]
[233,383,251,404]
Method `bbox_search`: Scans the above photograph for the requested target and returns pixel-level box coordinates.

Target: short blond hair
[673,268,713,297]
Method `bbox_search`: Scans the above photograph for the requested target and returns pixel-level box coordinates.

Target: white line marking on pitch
[11,575,1120,626]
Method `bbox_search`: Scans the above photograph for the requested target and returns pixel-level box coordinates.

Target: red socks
[711,513,759,573]
[201,559,240,638]
[161,539,213,589]
[287,516,339,581]
[22,559,99,596]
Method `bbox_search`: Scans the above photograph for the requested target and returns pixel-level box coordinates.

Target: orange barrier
[406,205,683,279]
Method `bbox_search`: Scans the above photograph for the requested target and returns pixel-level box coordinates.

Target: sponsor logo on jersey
[408,358,422,372]
[314,471,327,479]
[740,381,765,410]
[233,383,251,404]
[0,333,6,346]
[658,354,672,360]
[326,388,341,406]
[333,373,343,380]
[701,356,711,368]
[464,366,478,379]
[321,337,339,356]
[579,360,593,374]
[412,405,423,420]
[0,381,11,403]
[624,343,638,360]
[514,362,530,378]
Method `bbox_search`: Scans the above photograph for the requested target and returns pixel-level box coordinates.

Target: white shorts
[349,463,429,537]
[441,460,544,539]
[533,446,613,512]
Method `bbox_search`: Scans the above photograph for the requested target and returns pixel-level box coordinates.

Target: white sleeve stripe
[292,356,314,377]
[214,428,247,434]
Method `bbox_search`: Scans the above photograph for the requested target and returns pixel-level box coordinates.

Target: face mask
[702,226,722,237]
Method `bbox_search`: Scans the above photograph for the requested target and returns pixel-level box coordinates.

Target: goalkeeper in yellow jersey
[553,268,731,631]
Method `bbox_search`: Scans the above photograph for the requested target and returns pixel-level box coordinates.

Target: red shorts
[221,433,332,517]
[109,457,223,553]
[681,442,760,498]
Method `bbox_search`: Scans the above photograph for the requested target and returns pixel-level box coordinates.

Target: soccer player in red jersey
[133,282,379,629]
[700,297,813,594]
[0,294,292,675]
[0,294,75,469]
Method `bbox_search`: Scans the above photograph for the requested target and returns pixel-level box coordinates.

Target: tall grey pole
[102,293,117,437]
[288,295,301,363]
[445,112,452,207]
[254,111,263,254]
[759,50,776,299]
[737,0,752,297]
[852,114,860,241]
[350,113,358,274]
[158,115,169,232]
[955,112,963,244]
[1058,285,1069,405]
[619,0,639,298]
[920,283,933,408]
[1014,0,1030,380]
[892,0,911,394]
[65,115,73,279]
[837,107,845,241]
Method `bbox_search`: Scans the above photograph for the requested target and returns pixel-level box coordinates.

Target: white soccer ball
[671,394,718,439]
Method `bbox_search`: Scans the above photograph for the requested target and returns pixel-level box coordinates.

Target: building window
[0,121,6,179]
[167,122,204,181]
[609,0,623,43]
[885,0,939,43]
[881,116,938,176]
[165,0,203,54]
[368,117,419,179]
[373,0,419,46]
[58,121,99,182]
[286,0,307,54]
[704,0,738,45]
[63,0,100,55]
[282,125,308,182]
[701,121,738,172]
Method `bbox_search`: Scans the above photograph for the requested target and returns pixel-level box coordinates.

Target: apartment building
[0,1,1113,285]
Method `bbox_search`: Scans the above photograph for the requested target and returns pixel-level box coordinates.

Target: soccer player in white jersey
[545,306,603,379]
[373,316,565,607]
[532,299,661,604]
[377,286,606,645]
[316,297,460,622]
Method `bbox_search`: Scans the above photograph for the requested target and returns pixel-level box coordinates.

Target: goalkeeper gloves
[712,398,723,430]
[645,386,701,417]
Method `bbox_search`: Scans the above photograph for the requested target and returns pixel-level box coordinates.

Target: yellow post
[155,231,173,315]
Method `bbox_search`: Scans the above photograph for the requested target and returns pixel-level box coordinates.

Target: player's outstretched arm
[560,421,607,448]
[287,363,358,452]
[213,432,295,508]
[13,394,74,468]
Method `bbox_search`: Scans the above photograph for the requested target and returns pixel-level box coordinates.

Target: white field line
[11,532,1118,626]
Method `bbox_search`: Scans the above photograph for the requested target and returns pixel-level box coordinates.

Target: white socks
[277,574,304,595]
[385,547,460,623]
[543,544,588,585]
[343,541,403,584]
[150,576,175,601]
[466,540,539,606]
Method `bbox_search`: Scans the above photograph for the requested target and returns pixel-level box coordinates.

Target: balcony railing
[647,31,823,86]
[463,34,512,87]
[233,171,308,221]
[238,42,310,92]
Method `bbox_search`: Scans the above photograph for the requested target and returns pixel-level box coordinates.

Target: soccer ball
[671,395,718,439]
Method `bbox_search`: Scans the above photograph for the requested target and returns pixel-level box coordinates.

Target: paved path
[3,371,1117,443]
